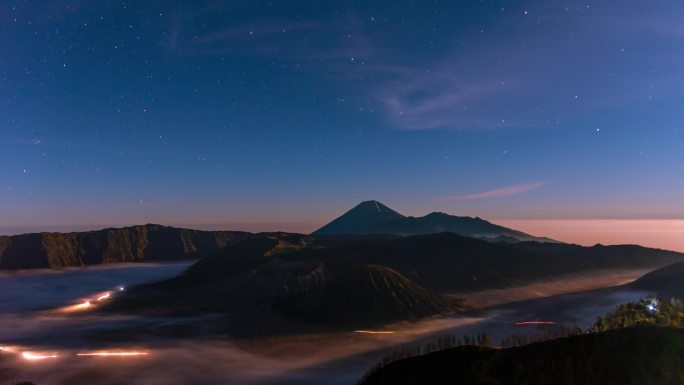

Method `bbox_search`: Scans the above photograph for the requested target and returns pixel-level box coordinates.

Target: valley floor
[0,263,655,385]
[455,267,652,309]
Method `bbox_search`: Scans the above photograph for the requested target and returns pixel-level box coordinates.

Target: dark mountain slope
[0,224,252,269]
[104,232,684,332]
[511,242,683,267]
[359,327,684,385]
[145,232,684,295]
[313,200,406,235]
[312,200,556,243]
[290,233,554,292]
[632,261,684,298]
[418,212,557,242]
[279,265,457,326]
[279,233,684,292]
[104,234,329,315]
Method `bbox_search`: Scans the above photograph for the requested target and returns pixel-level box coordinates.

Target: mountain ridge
[0,224,252,269]
[107,232,684,326]
[313,200,557,243]
[631,260,684,298]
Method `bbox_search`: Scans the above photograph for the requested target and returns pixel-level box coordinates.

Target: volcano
[313,200,556,243]
[279,264,458,326]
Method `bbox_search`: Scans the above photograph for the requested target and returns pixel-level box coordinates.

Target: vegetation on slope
[359,293,684,385]
[358,326,684,385]
[592,296,684,331]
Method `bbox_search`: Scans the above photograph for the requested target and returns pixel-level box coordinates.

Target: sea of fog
[0,262,650,385]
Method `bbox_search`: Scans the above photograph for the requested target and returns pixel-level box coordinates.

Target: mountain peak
[312,201,556,243]
[312,201,405,235]
[355,200,396,213]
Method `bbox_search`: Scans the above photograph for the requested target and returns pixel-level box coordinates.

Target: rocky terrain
[279,264,459,326]
[0,224,252,269]
[104,231,684,331]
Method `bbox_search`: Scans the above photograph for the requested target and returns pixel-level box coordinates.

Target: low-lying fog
[0,263,651,385]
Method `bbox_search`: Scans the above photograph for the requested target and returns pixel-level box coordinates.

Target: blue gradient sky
[1,1,683,241]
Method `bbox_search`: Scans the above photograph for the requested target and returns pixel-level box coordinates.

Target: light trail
[7,347,150,361]
[57,286,125,313]
[353,330,398,334]
[514,321,557,325]
[77,351,149,357]
[22,352,60,360]
[59,300,92,313]
[96,292,112,301]
[77,300,92,309]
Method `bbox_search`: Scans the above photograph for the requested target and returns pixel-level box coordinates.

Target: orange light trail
[514,321,557,325]
[77,351,149,357]
[22,352,60,360]
[59,300,92,313]
[78,300,92,308]
[353,330,398,334]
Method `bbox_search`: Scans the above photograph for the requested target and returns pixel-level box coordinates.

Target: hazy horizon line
[4,217,684,235]
[3,219,684,253]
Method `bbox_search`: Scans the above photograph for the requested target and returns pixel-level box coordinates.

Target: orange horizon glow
[497,219,684,253]
[5,219,684,255]
[353,330,398,335]
[183,218,684,253]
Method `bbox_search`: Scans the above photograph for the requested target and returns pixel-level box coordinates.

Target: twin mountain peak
[313,200,555,243]
[0,200,555,270]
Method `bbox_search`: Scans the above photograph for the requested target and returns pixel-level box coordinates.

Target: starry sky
[2,1,684,248]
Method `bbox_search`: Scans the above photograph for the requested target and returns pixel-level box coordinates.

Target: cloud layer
[439,181,546,200]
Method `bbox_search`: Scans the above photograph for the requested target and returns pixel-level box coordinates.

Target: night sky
[2,1,683,247]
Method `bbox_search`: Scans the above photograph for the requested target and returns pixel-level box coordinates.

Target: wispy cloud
[371,4,684,130]
[376,66,534,130]
[161,2,684,131]
[439,181,546,200]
